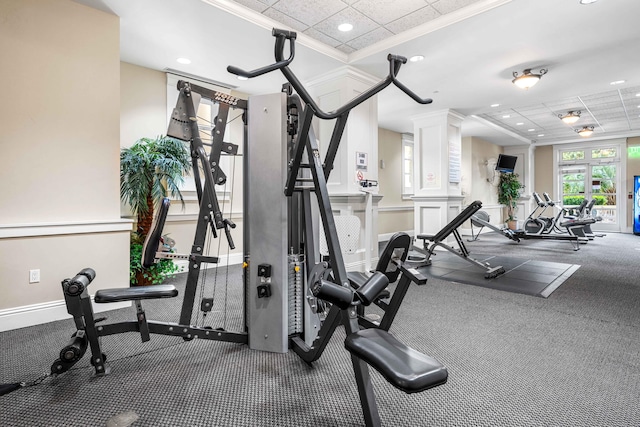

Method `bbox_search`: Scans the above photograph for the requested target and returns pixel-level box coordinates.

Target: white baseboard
[0,298,130,332]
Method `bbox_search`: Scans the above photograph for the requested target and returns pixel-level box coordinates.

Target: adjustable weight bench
[348,232,427,331]
[415,200,505,279]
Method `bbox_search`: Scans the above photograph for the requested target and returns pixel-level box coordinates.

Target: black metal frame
[229,28,441,426]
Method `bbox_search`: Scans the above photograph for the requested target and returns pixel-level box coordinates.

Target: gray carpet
[1,232,640,426]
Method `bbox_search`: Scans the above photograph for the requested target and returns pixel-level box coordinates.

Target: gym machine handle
[226,29,296,79]
[227,28,432,120]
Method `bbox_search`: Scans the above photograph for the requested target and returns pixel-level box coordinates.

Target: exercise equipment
[49,28,445,426]
[470,209,588,251]
[414,200,506,279]
[541,192,597,239]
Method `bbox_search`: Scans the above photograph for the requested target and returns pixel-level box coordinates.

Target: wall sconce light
[559,110,581,124]
[512,68,547,89]
[576,126,594,137]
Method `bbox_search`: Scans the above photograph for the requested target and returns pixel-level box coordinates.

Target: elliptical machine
[523,192,555,234]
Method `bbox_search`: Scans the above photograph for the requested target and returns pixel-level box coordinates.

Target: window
[591,148,617,159]
[562,150,585,161]
[402,134,414,195]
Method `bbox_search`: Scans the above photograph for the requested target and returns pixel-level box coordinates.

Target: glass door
[559,146,621,231]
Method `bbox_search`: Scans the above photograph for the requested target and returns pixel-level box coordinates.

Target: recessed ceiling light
[491,104,500,107]
[516,122,524,125]
[409,55,424,62]
[528,129,535,131]
[579,0,598,4]
[610,80,626,85]
[237,75,248,81]
[502,115,511,118]
[338,23,353,32]
[636,93,640,97]
[176,57,191,65]
[538,134,545,137]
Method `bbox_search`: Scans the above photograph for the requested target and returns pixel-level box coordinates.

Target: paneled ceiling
[75,0,640,146]
[230,0,479,53]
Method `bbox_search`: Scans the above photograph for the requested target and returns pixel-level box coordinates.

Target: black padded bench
[345,328,447,393]
[415,200,505,279]
[95,285,178,303]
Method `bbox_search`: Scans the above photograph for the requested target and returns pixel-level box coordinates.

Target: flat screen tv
[495,154,517,173]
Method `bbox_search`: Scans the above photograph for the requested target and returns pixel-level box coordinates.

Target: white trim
[348,0,512,62]
[378,205,413,212]
[0,219,133,239]
[378,230,415,242]
[304,66,379,88]
[470,115,532,144]
[0,298,130,332]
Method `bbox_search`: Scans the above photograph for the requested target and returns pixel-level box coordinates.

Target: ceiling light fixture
[576,126,594,137]
[176,57,191,65]
[559,110,581,124]
[610,80,626,85]
[491,103,500,107]
[538,134,545,137]
[409,55,424,62]
[237,75,248,81]
[579,0,598,4]
[528,129,535,131]
[338,23,353,32]
[516,122,524,126]
[512,68,547,89]
[502,115,511,118]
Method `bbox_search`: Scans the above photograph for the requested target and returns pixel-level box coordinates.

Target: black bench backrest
[376,232,411,283]
[430,200,482,243]
[141,197,171,269]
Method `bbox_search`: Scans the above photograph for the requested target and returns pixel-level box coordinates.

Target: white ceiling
[75,0,640,146]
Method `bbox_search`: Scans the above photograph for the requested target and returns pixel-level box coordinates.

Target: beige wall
[120,62,168,147]
[465,137,502,206]
[377,128,413,236]
[0,0,129,322]
[534,145,554,195]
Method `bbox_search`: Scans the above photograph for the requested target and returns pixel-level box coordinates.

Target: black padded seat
[347,271,391,300]
[94,285,178,303]
[345,328,448,394]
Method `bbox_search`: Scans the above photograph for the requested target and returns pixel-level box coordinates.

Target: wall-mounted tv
[495,154,517,173]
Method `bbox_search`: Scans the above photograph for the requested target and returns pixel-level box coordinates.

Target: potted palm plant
[120,135,191,285]
[498,172,524,230]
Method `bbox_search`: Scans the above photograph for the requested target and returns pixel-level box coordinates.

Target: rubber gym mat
[412,253,580,298]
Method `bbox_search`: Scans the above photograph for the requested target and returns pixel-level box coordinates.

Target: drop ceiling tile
[346,26,394,50]
[263,7,309,31]
[233,0,269,13]
[271,0,348,26]
[431,0,478,14]
[303,27,342,47]
[313,7,379,43]
[352,0,429,25]
[336,44,356,54]
[385,5,440,34]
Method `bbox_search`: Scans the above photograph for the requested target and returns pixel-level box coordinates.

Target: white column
[411,109,466,237]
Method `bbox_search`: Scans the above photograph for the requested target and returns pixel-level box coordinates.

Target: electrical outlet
[29,269,40,283]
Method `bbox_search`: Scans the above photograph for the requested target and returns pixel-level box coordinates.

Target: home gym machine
[50,29,447,426]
